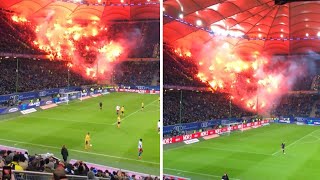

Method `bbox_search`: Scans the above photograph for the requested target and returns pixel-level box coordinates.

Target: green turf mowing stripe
[112,99,158,125]
[0,93,160,175]
[0,138,158,165]
[164,167,241,180]
[164,124,320,180]
[272,128,320,156]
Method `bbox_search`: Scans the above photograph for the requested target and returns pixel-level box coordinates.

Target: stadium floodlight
[196,19,202,26]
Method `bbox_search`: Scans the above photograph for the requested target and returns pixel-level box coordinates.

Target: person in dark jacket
[61,145,69,162]
[222,173,229,180]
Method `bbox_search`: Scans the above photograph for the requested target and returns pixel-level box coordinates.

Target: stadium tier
[0,0,160,178]
[0,57,159,96]
[163,0,320,179]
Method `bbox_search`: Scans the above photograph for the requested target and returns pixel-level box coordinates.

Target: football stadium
[163,0,320,180]
[0,0,160,179]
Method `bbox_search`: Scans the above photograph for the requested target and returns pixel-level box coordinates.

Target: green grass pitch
[0,92,160,175]
[164,124,320,180]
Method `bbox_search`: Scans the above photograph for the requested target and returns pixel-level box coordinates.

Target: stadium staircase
[151,73,159,86]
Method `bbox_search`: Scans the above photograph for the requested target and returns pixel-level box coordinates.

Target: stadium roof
[164,0,320,55]
[0,0,159,22]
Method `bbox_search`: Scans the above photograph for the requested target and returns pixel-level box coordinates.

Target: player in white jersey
[138,139,143,159]
[116,105,120,115]
[157,120,160,134]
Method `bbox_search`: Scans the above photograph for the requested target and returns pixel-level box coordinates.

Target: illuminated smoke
[174,40,314,114]
[12,13,140,80]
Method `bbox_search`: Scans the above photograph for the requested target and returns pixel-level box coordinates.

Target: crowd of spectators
[114,61,159,86]
[315,102,320,118]
[0,57,94,95]
[272,94,319,117]
[0,9,159,59]
[312,75,320,91]
[0,58,159,95]
[163,45,320,126]
[163,89,254,126]
[164,89,320,126]
[0,150,158,180]
[163,48,206,87]
[0,10,43,55]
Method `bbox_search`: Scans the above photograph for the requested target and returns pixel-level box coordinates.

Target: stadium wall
[0,85,159,115]
[163,120,270,144]
[163,118,241,135]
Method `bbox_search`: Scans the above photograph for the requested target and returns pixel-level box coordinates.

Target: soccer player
[281,142,286,154]
[138,139,143,159]
[99,102,102,110]
[116,105,120,115]
[84,132,91,150]
[117,116,121,128]
[141,102,144,111]
[121,106,125,116]
[222,173,229,180]
[157,120,160,134]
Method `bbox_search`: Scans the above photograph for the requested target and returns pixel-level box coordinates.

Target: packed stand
[163,48,206,87]
[315,102,320,118]
[0,57,94,95]
[0,9,159,59]
[0,150,158,180]
[114,61,159,86]
[312,75,320,91]
[0,10,44,55]
[163,90,254,126]
[272,94,319,117]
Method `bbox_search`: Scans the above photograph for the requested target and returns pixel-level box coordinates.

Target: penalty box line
[112,99,158,125]
[0,138,159,165]
[272,129,320,156]
[164,167,241,180]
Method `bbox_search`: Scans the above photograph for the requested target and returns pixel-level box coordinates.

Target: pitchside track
[164,124,320,180]
[0,93,160,175]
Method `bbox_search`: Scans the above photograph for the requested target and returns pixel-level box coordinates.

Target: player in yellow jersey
[141,102,144,111]
[117,116,121,128]
[84,132,91,150]
[121,106,125,116]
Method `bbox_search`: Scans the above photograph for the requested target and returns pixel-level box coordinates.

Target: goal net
[219,122,243,136]
[60,91,82,104]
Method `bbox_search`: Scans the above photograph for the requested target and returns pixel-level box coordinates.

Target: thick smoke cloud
[174,39,316,114]
[13,12,141,81]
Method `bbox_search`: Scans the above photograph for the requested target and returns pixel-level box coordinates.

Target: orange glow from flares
[10,12,129,80]
[11,15,28,23]
[177,40,307,114]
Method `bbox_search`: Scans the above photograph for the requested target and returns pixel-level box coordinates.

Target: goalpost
[60,91,82,104]
[219,121,244,136]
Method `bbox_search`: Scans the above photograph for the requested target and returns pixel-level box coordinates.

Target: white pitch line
[164,145,186,152]
[0,116,22,123]
[272,129,320,156]
[112,99,158,125]
[0,138,158,165]
[164,168,241,180]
